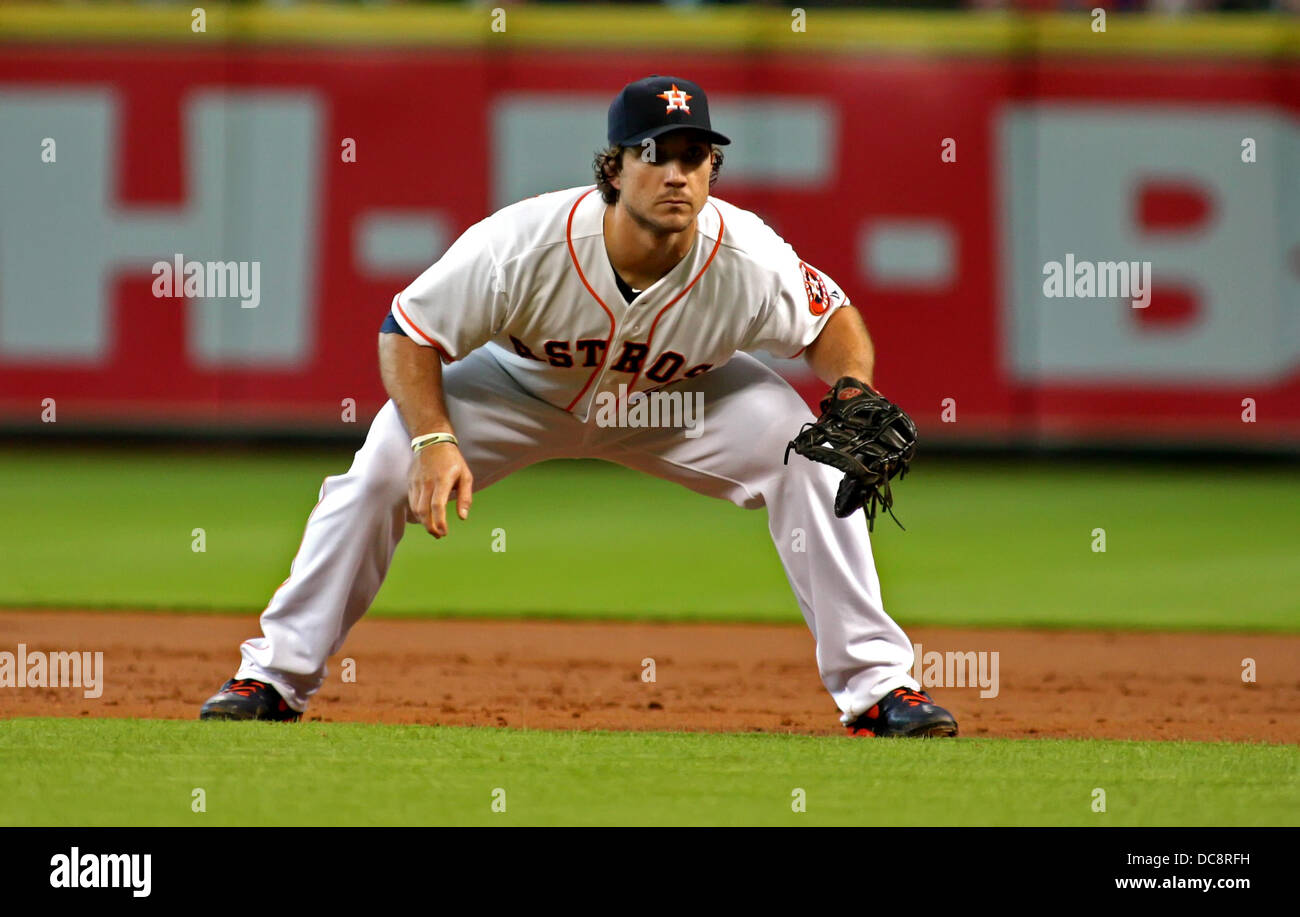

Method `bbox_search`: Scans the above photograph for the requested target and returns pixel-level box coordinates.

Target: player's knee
[350,436,411,504]
[347,404,413,503]
[366,452,411,503]
[763,378,817,435]
[768,429,838,503]
[764,403,818,472]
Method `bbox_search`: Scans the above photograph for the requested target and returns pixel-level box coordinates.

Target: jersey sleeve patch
[742,250,853,360]
[800,261,831,316]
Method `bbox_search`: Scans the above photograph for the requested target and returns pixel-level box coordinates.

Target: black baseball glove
[783,377,917,531]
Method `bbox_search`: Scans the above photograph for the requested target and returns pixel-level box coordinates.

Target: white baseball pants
[236,347,920,724]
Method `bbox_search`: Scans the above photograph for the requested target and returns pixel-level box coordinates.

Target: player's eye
[650,144,708,168]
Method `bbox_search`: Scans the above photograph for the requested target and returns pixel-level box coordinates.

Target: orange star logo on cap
[657,84,692,114]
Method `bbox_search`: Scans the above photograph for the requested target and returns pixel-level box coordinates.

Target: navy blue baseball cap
[607,75,731,148]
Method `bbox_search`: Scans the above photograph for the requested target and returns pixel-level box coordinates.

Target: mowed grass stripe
[0,719,1296,826]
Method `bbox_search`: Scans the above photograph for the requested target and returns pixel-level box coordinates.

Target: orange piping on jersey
[392,297,454,363]
[564,188,618,413]
[623,201,725,399]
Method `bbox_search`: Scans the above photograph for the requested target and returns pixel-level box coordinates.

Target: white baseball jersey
[390,185,851,421]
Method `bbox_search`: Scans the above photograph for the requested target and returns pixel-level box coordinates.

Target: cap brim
[617,124,731,147]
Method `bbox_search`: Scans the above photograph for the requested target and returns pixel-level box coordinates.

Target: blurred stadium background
[2,2,1298,449]
[0,3,1297,620]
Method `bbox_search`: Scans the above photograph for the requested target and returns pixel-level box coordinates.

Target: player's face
[613,131,714,234]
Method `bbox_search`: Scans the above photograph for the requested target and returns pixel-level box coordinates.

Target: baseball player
[200,75,957,738]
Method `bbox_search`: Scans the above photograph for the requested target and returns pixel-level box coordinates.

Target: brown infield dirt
[1,610,1297,743]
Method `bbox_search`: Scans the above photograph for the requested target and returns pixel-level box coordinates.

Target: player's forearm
[378,333,456,437]
[804,306,875,387]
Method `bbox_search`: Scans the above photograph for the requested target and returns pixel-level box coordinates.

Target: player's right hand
[407,442,473,539]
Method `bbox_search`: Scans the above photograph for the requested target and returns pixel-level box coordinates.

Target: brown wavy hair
[593,144,724,205]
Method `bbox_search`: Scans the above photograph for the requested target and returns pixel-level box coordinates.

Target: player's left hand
[783,376,917,531]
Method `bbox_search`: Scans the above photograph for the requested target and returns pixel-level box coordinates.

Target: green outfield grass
[0,446,1296,631]
[0,718,1295,827]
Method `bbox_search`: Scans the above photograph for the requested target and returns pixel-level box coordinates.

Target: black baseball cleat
[199,678,301,722]
[846,687,958,738]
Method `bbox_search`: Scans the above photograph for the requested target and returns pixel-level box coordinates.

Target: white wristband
[411,432,459,453]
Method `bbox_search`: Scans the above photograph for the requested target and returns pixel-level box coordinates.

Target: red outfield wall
[1,40,1297,446]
